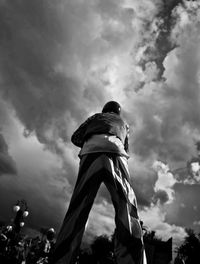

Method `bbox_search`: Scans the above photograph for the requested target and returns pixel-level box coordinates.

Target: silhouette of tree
[78,247,93,264]
[90,234,115,264]
[143,230,162,242]
[176,229,200,264]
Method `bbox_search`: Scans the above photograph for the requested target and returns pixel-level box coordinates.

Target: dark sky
[0,0,200,248]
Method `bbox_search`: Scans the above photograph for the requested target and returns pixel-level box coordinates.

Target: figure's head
[102,101,121,115]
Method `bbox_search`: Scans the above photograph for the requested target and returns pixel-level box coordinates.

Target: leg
[103,154,146,264]
[51,154,104,264]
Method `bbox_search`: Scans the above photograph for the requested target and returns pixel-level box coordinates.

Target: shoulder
[85,113,102,123]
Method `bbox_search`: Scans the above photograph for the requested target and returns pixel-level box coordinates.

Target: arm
[71,114,98,148]
[124,123,129,153]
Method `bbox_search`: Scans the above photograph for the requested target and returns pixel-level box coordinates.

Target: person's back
[81,112,127,144]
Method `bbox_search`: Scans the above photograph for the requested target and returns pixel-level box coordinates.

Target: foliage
[176,228,200,264]
[78,234,115,264]
[143,230,162,242]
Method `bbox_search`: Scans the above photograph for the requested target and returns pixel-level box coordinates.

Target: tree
[90,234,115,264]
[78,247,93,264]
[176,229,200,264]
[143,230,162,242]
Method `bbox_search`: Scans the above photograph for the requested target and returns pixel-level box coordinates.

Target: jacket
[71,112,129,152]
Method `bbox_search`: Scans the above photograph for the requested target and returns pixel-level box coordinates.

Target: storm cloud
[0,0,200,246]
[0,133,16,175]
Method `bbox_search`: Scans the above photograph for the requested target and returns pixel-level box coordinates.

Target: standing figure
[52,101,146,264]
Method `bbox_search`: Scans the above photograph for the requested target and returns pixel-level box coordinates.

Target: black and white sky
[0,0,200,248]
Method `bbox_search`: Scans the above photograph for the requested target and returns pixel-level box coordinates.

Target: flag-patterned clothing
[52,153,146,264]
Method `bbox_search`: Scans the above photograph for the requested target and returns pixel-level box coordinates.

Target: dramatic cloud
[0,0,200,248]
[140,205,186,248]
[0,133,16,176]
[152,160,176,204]
[165,183,200,233]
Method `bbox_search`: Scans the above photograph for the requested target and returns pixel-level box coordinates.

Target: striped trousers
[51,153,146,264]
